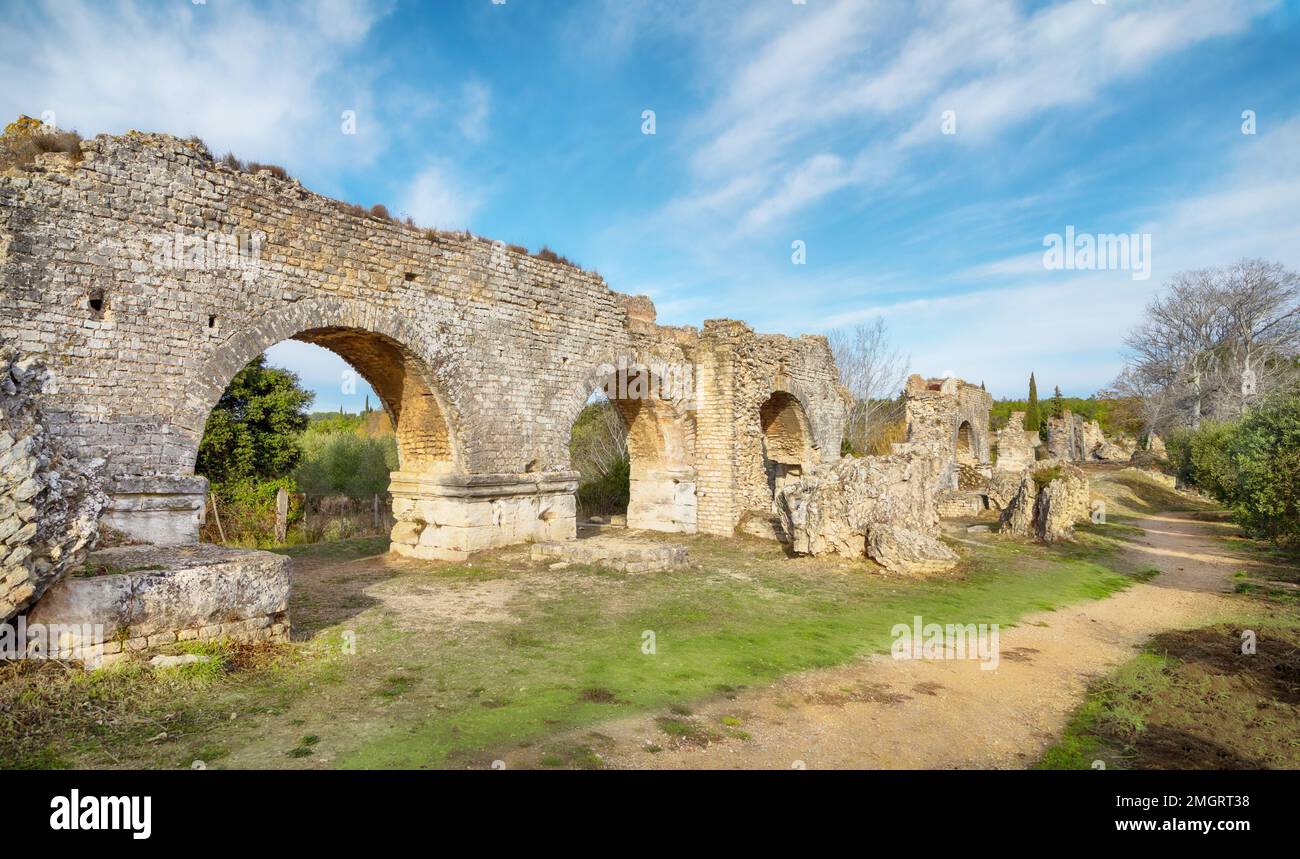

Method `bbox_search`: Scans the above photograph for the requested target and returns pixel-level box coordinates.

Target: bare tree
[1116,259,1300,431]
[1214,259,1300,417]
[569,395,629,480]
[829,317,910,455]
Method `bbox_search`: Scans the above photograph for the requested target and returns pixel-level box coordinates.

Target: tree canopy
[196,356,313,485]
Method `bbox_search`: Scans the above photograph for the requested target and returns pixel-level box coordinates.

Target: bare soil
[500,512,1260,769]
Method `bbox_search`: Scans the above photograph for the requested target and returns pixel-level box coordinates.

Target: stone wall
[0,350,107,622]
[992,411,1037,472]
[0,129,845,560]
[902,375,992,487]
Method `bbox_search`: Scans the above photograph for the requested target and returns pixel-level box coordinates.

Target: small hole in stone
[525,459,539,473]
[404,272,417,282]
[208,314,217,328]
[88,290,105,313]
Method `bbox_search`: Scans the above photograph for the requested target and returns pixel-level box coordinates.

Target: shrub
[294,427,397,499]
[576,455,630,518]
[1165,422,1237,502]
[246,161,289,180]
[1227,393,1300,545]
[0,116,82,171]
[534,245,579,268]
[369,203,392,220]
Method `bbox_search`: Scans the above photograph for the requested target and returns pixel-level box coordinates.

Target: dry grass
[0,127,83,172]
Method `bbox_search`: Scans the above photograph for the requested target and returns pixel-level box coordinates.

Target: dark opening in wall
[208,314,217,328]
[404,272,417,282]
[88,290,105,314]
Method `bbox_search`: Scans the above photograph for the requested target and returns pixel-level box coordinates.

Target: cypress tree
[1025,373,1041,432]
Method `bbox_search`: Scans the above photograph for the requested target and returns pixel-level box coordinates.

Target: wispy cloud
[0,0,390,171]
[645,0,1276,240]
[398,162,485,231]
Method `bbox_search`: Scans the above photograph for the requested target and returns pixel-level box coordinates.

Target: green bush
[204,476,300,545]
[196,356,312,485]
[1228,394,1300,546]
[294,431,397,499]
[576,455,630,518]
[1166,391,1300,546]
[1166,422,1237,503]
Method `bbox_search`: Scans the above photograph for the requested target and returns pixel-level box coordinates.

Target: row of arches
[191,327,818,547]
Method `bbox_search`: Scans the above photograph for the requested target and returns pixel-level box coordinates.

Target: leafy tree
[1024,373,1041,433]
[196,356,313,485]
[1050,385,1065,418]
[294,431,397,498]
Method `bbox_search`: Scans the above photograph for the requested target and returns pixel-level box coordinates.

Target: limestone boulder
[28,543,290,643]
[1080,420,1107,459]
[997,462,1090,542]
[1093,439,1130,462]
[866,524,958,576]
[987,470,1026,512]
[998,474,1037,539]
[776,443,947,560]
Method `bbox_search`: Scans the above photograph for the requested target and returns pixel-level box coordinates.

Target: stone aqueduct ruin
[1,131,1012,640]
[1,132,858,560]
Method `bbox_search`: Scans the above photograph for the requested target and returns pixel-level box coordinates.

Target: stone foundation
[389,470,578,561]
[530,535,689,573]
[627,466,697,533]
[26,543,290,665]
[102,476,208,547]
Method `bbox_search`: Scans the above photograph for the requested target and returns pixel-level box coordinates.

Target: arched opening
[956,420,975,464]
[568,365,697,533]
[193,327,455,547]
[759,390,812,508]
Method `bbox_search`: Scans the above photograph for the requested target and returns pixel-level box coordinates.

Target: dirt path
[507,513,1252,769]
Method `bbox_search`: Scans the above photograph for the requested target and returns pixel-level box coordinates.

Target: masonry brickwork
[0,131,846,569]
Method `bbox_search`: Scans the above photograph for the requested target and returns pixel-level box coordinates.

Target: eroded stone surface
[0,350,108,621]
[775,442,949,564]
[866,524,959,576]
[27,543,290,661]
[530,535,688,573]
[998,461,1091,542]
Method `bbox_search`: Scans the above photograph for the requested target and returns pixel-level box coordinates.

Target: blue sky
[3,0,1298,408]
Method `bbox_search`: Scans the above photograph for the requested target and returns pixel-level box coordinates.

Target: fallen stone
[149,653,212,668]
[867,524,959,576]
[531,536,688,573]
[28,544,290,650]
[776,444,948,560]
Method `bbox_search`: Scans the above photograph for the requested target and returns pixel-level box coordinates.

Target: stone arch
[758,390,814,505]
[565,358,698,533]
[181,297,462,474]
[956,419,975,464]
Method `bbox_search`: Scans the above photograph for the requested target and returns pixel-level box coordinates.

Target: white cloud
[398,163,484,230]
[834,114,1300,396]
[0,0,389,171]
[647,0,1277,240]
[457,81,492,142]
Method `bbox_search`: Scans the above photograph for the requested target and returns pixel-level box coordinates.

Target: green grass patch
[1037,619,1300,769]
[335,531,1147,768]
